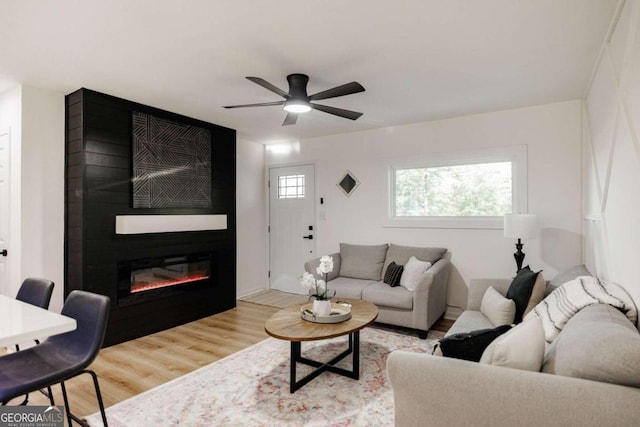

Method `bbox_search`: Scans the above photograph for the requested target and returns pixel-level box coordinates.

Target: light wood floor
[24,301,452,420]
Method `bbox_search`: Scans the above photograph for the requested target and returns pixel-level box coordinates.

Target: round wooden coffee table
[265,298,378,393]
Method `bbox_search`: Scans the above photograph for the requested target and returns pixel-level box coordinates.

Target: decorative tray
[300,301,352,324]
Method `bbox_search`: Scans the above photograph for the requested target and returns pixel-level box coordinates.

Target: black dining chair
[15,277,55,351]
[16,277,55,310]
[0,290,111,427]
[12,278,55,406]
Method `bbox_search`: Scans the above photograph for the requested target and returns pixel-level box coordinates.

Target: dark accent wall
[65,88,236,346]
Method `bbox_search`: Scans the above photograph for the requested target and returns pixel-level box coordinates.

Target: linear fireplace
[118,252,213,306]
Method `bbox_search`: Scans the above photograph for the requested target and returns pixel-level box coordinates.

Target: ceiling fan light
[283,100,311,114]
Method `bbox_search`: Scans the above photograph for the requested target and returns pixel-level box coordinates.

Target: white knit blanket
[524,276,638,344]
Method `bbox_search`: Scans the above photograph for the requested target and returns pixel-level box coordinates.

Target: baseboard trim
[237,287,269,300]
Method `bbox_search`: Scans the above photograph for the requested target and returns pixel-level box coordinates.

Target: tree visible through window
[394,162,512,217]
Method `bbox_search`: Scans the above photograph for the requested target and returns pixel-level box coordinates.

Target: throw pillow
[480,317,545,371]
[480,286,516,326]
[439,324,513,362]
[399,256,432,292]
[523,272,546,318]
[506,266,541,323]
[338,243,389,280]
[383,262,404,287]
[382,244,447,278]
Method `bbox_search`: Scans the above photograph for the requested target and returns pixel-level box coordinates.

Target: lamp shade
[504,214,538,239]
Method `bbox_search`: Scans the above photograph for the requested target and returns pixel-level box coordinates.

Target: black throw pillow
[506,266,541,323]
[383,262,404,287]
[439,325,513,362]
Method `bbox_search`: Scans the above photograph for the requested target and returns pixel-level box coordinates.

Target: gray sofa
[304,243,451,338]
[387,270,640,426]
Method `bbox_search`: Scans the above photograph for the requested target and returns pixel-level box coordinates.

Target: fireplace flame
[131,275,210,293]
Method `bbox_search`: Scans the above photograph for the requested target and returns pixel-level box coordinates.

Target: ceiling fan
[223,73,365,126]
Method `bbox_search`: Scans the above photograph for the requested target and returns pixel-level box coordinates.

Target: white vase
[312,299,332,316]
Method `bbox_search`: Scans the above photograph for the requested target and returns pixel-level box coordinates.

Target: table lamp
[504,213,538,272]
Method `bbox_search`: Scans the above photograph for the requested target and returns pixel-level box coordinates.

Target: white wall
[266,100,583,317]
[0,85,65,311]
[20,86,65,311]
[583,0,640,306]
[236,137,268,297]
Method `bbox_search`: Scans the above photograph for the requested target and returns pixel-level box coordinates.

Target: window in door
[278,174,305,199]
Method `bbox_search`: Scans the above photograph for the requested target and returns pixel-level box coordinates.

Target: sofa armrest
[412,258,451,330]
[387,351,640,427]
[467,278,512,311]
[304,253,341,281]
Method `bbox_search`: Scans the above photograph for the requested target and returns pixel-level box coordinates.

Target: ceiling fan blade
[309,82,365,101]
[282,113,298,126]
[246,77,289,98]
[310,103,363,120]
[223,101,285,109]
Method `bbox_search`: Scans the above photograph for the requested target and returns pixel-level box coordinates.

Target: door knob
[303,235,313,240]
[1,249,7,257]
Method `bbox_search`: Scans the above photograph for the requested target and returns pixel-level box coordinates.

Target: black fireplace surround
[65,89,236,346]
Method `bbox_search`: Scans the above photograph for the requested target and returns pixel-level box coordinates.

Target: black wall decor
[132,111,212,208]
[65,88,236,346]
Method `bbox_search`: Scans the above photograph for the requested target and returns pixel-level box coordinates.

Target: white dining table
[0,294,77,347]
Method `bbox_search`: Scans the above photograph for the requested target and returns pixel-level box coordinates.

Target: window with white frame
[388,146,527,228]
[278,174,305,199]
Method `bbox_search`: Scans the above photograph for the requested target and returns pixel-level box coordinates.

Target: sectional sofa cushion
[362,282,413,310]
[480,317,545,371]
[339,243,389,280]
[329,276,378,299]
[382,244,447,278]
[480,286,516,326]
[542,304,640,387]
[445,310,495,337]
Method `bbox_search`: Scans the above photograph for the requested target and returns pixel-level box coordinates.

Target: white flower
[301,255,335,300]
[317,255,334,274]
[300,272,317,291]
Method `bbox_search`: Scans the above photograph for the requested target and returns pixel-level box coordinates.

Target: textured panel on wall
[586,52,619,196]
[626,1,640,142]
[132,112,212,208]
[583,0,640,307]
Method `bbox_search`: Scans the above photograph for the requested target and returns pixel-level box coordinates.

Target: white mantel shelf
[115,214,227,234]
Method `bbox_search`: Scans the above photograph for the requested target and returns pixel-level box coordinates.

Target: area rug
[86,328,443,427]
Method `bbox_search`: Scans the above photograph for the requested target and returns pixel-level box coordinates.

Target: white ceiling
[0,0,619,143]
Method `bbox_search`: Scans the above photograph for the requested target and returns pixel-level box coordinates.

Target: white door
[269,164,317,294]
[0,129,10,295]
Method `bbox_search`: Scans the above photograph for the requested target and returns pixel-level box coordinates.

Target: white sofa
[304,243,451,338]
[387,269,640,426]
